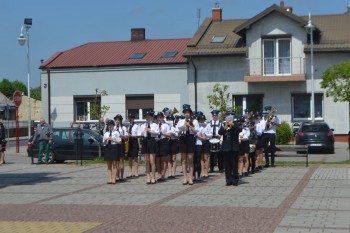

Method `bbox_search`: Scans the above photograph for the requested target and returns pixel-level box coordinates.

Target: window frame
[74,96,100,123]
[126,95,154,120]
[291,93,324,121]
[262,38,291,76]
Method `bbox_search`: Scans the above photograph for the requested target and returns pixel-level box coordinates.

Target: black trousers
[193,145,202,177]
[223,151,239,184]
[249,151,256,172]
[210,151,224,171]
[262,133,276,165]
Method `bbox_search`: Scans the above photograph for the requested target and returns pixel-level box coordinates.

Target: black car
[27,127,104,163]
[295,122,335,153]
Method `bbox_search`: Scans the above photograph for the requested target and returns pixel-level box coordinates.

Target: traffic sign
[13,90,22,107]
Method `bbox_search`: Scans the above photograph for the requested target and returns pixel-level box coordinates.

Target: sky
[0,0,349,88]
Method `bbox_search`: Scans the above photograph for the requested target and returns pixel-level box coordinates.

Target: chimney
[280,1,293,13]
[131,28,145,41]
[212,3,222,21]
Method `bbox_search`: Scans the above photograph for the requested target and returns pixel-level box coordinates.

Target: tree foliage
[0,79,15,98]
[30,86,41,101]
[207,83,240,121]
[89,89,110,119]
[320,60,350,102]
[0,79,41,101]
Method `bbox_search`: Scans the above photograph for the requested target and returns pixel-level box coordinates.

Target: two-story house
[40,29,189,127]
[184,3,350,134]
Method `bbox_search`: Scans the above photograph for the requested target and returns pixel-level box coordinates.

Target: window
[162,51,177,58]
[74,96,100,122]
[211,36,226,43]
[232,94,264,115]
[126,95,154,120]
[292,93,323,120]
[263,39,291,75]
[129,53,146,59]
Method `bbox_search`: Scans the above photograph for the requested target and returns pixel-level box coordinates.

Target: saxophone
[265,108,277,131]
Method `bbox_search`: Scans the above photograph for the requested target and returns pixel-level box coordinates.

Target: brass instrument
[172,107,179,116]
[265,107,277,131]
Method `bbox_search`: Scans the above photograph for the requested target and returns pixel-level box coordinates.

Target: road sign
[13,90,22,107]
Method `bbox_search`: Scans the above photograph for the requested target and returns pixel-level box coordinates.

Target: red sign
[13,90,22,107]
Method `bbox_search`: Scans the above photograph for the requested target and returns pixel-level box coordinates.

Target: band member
[103,120,121,184]
[0,118,6,165]
[155,112,171,182]
[114,114,129,182]
[176,104,199,185]
[238,116,250,177]
[243,109,251,121]
[127,113,140,178]
[167,115,179,179]
[254,112,265,171]
[194,113,207,181]
[262,106,280,168]
[140,111,159,184]
[219,112,241,186]
[207,110,224,173]
[247,121,258,174]
[95,117,105,136]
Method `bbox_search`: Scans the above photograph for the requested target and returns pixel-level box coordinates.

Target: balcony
[244,57,306,82]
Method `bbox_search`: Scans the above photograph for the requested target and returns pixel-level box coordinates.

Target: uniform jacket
[218,122,241,152]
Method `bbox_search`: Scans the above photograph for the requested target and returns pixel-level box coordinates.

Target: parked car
[295,122,335,153]
[27,127,104,163]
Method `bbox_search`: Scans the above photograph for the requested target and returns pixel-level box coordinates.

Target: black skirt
[202,140,211,154]
[128,138,139,157]
[179,135,196,154]
[240,141,250,155]
[141,138,157,154]
[104,144,119,161]
[156,138,169,157]
[169,139,179,155]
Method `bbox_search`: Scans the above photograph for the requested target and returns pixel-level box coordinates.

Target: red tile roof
[40,38,190,69]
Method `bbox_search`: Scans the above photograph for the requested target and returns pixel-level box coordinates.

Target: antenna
[197,8,201,29]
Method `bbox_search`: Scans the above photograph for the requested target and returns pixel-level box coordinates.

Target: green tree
[30,86,41,101]
[0,79,15,99]
[207,83,240,121]
[320,61,350,128]
[12,80,27,95]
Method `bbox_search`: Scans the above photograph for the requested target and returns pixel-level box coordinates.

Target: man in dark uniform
[219,112,241,186]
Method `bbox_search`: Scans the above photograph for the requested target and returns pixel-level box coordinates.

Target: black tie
[108,130,112,145]
[147,122,151,138]
[158,123,162,138]
[186,119,190,136]
[213,121,217,137]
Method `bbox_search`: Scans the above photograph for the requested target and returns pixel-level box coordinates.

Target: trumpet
[265,107,277,131]
[225,123,232,130]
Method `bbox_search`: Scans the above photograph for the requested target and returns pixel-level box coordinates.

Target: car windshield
[85,129,102,141]
[302,125,329,132]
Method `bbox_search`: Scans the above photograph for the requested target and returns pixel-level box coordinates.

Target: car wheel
[47,150,55,164]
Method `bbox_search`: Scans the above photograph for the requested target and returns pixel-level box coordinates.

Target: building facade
[184,3,350,134]
[40,29,189,127]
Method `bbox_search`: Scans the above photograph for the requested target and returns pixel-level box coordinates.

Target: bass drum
[209,138,221,152]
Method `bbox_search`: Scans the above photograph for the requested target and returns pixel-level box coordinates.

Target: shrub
[276,121,293,145]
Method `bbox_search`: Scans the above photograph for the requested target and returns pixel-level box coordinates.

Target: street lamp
[18,18,32,140]
[305,13,315,123]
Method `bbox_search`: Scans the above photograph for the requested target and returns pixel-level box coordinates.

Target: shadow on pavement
[0,172,69,188]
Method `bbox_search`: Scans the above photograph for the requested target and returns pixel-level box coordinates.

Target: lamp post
[305,13,315,123]
[18,18,32,140]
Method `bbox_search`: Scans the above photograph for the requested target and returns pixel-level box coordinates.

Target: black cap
[107,120,115,126]
[264,106,272,111]
[247,121,255,126]
[182,104,192,114]
[128,113,136,119]
[211,110,219,116]
[114,114,123,120]
[244,108,249,113]
[143,111,154,117]
[156,112,165,117]
[197,114,206,121]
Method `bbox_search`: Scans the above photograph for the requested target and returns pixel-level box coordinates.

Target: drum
[209,138,221,152]
[249,144,255,153]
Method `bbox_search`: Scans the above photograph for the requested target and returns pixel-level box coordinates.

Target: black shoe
[209,170,214,173]
[226,183,232,186]
[271,164,276,167]
[239,175,243,180]
[244,172,249,177]
[232,182,238,186]
[219,170,224,173]
[251,170,255,174]
[263,164,270,168]
[258,166,263,170]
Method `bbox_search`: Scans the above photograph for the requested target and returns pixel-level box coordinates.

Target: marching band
[101,104,280,186]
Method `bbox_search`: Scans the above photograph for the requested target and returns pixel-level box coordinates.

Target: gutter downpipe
[189,56,198,112]
[47,69,51,125]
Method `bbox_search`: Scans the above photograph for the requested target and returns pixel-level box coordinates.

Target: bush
[276,121,293,145]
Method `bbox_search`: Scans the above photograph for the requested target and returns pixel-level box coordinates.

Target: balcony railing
[244,57,306,82]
